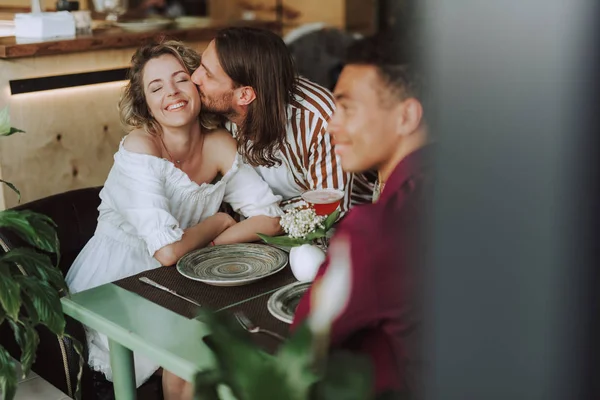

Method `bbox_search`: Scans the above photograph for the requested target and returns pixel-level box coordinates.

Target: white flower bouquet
[258,208,340,247]
[258,208,340,281]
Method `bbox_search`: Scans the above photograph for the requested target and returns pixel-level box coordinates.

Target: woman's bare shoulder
[122,129,161,157]
[204,128,236,146]
[203,128,237,154]
[203,128,238,172]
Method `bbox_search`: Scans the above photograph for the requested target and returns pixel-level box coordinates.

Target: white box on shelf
[14,12,76,39]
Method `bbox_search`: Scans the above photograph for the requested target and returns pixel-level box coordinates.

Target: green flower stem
[310,327,331,378]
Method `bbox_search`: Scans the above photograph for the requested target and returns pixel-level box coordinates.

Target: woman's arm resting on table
[154,212,235,266]
[213,215,282,245]
[210,130,284,242]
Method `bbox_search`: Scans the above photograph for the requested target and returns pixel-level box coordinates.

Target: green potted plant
[0,106,82,400]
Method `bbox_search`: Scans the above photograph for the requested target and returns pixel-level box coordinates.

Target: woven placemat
[217,295,293,354]
[114,265,297,319]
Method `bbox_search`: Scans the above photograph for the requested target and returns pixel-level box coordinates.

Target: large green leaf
[26,213,60,264]
[0,180,20,203]
[0,308,5,327]
[304,228,327,241]
[0,127,25,137]
[323,209,341,231]
[15,276,65,336]
[257,233,309,247]
[193,370,221,400]
[0,248,68,294]
[197,311,292,400]
[0,210,59,254]
[275,323,320,399]
[196,311,375,400]
[7,319,39,378]
[0,345,17,400]
[312,351,374,400]
[20,295,39,326]
[0,266,21,320]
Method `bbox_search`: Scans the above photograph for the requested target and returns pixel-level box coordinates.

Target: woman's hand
[212,215,281,245]
[212,212,237,232]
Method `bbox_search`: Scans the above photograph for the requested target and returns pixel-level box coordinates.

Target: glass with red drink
[301,189,345,216]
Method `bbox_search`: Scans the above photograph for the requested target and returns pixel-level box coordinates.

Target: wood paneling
[208,0,374,35]
[210,0,344,27]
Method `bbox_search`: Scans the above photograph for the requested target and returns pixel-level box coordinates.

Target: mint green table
[61,283,234,400]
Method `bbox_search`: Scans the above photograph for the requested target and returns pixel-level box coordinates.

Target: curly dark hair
[345,33,425,107]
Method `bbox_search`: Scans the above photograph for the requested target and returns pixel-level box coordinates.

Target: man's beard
[200,91,237,121]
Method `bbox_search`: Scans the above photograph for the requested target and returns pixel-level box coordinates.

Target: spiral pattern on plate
[176,243,288,286]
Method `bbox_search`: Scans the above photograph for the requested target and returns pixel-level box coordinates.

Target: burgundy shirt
[291,145,432,395]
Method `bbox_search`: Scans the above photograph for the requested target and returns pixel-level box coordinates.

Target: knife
[138,277,202,307]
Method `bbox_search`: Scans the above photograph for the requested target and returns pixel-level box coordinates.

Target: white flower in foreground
[280,208,325,239]
[308,235,352,334]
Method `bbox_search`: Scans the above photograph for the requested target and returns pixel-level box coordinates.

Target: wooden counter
[0,20,278,210]
[0,20,279,58]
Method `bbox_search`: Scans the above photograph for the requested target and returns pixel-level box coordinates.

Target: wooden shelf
[0,19,280,59]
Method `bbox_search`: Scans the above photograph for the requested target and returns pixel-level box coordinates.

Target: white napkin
[14,12,75,39]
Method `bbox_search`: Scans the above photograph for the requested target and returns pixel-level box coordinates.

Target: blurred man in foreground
[292,33,431,398]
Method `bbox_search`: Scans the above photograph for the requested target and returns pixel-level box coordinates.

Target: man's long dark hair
[214,27,297,167]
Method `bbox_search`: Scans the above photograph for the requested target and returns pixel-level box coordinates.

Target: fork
[234,311,286,341]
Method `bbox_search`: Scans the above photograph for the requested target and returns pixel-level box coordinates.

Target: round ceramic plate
[267,281,311,324]
[176,244,288,287]
[115,19,172,33]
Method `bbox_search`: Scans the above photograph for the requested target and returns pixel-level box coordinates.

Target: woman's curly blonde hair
[118,39,220,135]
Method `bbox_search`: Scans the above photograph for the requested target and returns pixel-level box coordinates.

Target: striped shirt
[227,77,374,216]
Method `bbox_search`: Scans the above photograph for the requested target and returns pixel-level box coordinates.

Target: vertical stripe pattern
[281,77,374,216]
[227,77,374,216]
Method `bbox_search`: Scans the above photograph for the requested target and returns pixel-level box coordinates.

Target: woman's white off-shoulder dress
[65,139,283,386]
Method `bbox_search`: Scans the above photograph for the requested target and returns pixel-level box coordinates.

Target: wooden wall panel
[3,82,124,209]
[284,0,345,29]
[346,0,376,34]
[208,0,345,31]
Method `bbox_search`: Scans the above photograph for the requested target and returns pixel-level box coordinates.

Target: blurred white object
[31,0,42,13]
[93,0,128,22]
[308,235,352,334]
[72,10,92,35]
[241,11,256,20]
[289,244,326,282]
[14,12,75,39]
